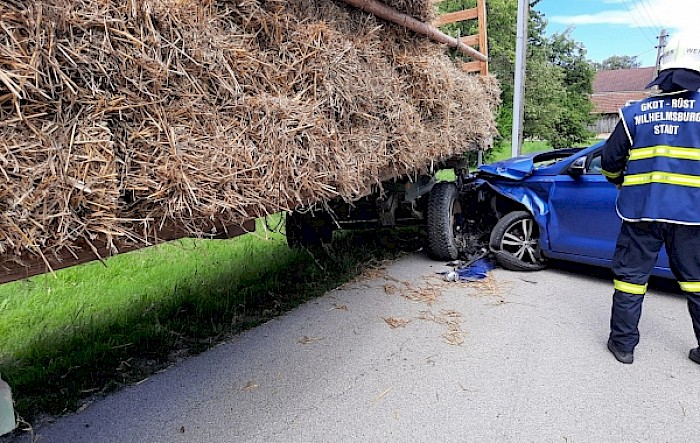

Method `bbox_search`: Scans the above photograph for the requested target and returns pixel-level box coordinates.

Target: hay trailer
[0,0,491,286]
[287,0,490,261]
[286,154,478,261]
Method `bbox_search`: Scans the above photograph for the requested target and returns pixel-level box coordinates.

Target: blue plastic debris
[455,258,494,281]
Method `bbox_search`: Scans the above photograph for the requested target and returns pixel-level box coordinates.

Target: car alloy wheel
[489,210,546,271]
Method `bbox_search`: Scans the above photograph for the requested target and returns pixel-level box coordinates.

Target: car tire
[427,182,463,260]
[489,210,547,271]
[286,210,334,249]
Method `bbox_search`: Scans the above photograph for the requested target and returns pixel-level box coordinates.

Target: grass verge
[488,139,599,163]
[0,217,421,422]
[489,140,552,163]
[435,140,560,182]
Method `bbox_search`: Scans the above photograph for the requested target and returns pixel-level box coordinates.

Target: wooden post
[431,0,489,75]
[477,0,488,75]
[338,0,487,62]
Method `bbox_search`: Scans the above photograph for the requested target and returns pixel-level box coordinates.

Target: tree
[493,2,594,148]
[594,55,641,71]
[539,27,595,148]
[437,0,595,150]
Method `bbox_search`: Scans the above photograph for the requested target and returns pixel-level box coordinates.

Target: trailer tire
[286,211,334,249]
[489,211,546,271]
[427,182,463,260]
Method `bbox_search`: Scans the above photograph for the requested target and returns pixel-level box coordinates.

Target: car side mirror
[569,156,587,176]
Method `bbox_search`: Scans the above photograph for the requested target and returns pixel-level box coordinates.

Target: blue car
[427,142,672,278]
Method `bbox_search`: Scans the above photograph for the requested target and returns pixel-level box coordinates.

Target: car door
[546,150,621,262]
[546,150,671,271]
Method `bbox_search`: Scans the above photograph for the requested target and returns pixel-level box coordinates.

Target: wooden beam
[0,219,257,285]
[460,34,479,48]
[431,0,489,74]
[461,60,483,73]
[338,0,487,61]
[477,0,489,75]
[432,8,478,27]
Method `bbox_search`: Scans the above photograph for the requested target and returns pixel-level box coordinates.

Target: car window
[586,154,602,174]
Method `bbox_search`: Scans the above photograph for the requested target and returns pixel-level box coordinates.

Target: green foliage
[548,93,594,148]
[523,55,566,141]
[547,27,594,95]
[437,0,478,35]
[521,13,595,148]
[436,0,595,149]
[488,139,551,162]
[527,26,595,148]
[593,55,642,71]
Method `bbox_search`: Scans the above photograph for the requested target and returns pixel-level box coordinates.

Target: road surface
[7,254,700,442]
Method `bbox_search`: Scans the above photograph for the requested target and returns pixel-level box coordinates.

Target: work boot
[608,339,634,364]
[690,347,700,365]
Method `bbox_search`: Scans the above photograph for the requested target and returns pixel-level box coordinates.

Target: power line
[620,0,657,42]
[633,47,658,58]
[622,0,662,33]
[636,0,664,33]
[619,0,658,47]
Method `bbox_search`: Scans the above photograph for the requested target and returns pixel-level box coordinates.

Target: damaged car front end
[450,142,673,278]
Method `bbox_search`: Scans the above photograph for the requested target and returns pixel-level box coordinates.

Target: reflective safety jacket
[602,90,700,225]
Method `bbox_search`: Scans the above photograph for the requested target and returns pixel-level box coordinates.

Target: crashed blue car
[427,141,673,278]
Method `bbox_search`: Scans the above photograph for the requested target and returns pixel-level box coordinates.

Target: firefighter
[602,30,700,364]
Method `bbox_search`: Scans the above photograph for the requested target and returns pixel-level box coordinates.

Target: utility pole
[654,29,669,76]
[511,0,529,158]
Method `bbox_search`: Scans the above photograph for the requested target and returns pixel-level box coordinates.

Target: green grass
[0,217,415,420]
[487,139,599,163]
[435,169,457,182]
[434,140,558,182]
[488,140,553,163]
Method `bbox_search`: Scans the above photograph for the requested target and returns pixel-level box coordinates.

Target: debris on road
[382,317,411,329]
[417,310,465,346]
[298,336,324,345]
[438,257,495,283]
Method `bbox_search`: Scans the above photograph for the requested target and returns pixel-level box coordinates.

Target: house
[590,66,656,137]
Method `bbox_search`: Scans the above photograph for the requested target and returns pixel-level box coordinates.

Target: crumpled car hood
[471,152,553,249]
[477,155,536,180]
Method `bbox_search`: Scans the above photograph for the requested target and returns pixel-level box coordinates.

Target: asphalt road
[7,254,700,443]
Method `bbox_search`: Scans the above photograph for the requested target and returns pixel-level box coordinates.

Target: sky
[535,0,700,67]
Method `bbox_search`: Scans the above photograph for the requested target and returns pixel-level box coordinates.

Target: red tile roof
[591,67,656,114]
[591,91,650,114]
[593,66,656,93]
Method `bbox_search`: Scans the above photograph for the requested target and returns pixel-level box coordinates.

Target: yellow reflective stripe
[623,172,700,188]
[680,281,700,292]
[602,169,622,179]
[629,145,700,162]
[614,279,648,295]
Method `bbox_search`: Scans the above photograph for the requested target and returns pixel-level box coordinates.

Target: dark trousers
[610,221,700,352]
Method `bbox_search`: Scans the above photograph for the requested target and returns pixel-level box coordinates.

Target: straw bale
[382,0,436,21]
[0,0,499,265]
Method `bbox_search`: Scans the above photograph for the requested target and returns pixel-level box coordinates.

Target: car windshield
[532,148,582,169]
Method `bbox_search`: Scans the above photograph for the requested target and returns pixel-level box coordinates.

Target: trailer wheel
[286,210,334,249]
[427,182,464,260]
[489,211,546,271]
